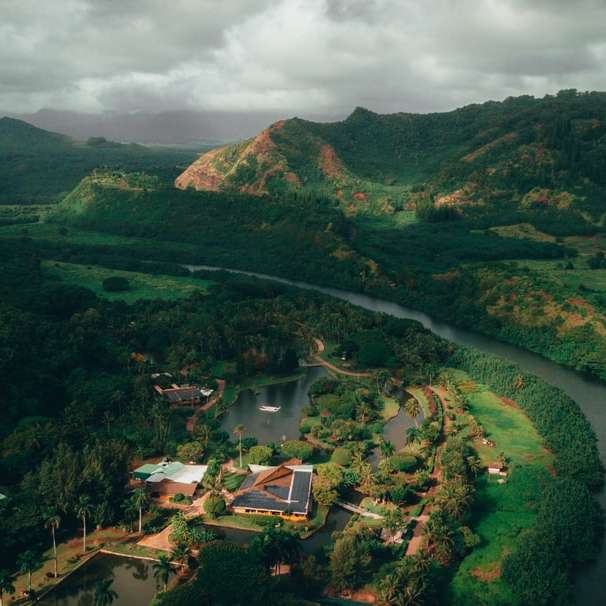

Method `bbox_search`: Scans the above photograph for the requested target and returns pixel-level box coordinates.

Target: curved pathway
[312,338,371,378]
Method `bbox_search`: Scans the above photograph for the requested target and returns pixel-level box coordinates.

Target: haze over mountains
[5,109,341,145]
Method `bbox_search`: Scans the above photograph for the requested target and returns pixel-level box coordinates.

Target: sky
[2,0,606,119]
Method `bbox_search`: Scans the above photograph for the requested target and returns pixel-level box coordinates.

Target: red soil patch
[335,189,344,198]
[500,397,518,409]
[470,562,501,582]
[319,144,344,178]
[353,191,368,202]
[285,171,301,185]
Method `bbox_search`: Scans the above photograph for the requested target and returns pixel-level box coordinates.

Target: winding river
[188,264,606,604]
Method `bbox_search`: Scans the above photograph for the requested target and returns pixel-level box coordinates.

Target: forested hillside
[176,90,606,227]
[0,117,202,203]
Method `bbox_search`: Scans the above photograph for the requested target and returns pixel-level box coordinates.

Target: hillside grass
[42,260,214,303]
[447,370,554,605]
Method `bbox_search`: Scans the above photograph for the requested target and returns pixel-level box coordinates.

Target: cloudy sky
[3,0,606,118]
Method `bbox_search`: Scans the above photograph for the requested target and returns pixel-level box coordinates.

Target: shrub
[205,495,226,519]
[281,439,314,461]
[247,445,273,465]
[331,447,352,466]
[389,454,418,472]
[102,276,130,292]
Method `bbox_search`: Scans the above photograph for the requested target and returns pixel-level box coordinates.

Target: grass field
[42,260,214,303]
[447,371,554,606]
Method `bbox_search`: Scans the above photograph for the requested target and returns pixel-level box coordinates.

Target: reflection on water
[220,366,327,444]
[39,555,162,606]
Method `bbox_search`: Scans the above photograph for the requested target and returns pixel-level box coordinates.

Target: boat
[258,404,281,413]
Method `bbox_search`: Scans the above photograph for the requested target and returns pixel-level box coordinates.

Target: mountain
[176,90,606,221]
[0,117,203,203]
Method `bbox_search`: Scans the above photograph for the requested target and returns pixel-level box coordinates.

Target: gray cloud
[2,0,606,117]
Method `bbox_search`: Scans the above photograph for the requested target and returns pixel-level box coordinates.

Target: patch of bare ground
[319,143,345,178]
[499,396,518,409]
[470,562,501,582]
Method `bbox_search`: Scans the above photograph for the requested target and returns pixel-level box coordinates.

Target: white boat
[259,404,281,413]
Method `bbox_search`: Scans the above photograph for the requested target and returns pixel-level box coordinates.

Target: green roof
[132,463,162,480]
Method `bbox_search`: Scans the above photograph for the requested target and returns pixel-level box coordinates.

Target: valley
[1,91,605,606]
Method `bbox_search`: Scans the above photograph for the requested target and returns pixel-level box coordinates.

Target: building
[231,461,313,521]
[154,384,204,406]
[488,463,507,476]
[132,461,207,498]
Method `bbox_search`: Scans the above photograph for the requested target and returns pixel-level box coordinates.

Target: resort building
[132,461,207,498]
[231,461,313,521]
[153,383,208,406]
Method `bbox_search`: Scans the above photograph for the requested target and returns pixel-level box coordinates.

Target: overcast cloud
[2,0,606,117]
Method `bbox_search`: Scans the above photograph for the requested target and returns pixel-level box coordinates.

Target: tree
[44,511,62,578]
[132,488,149,534]
[176,441,205,463]
[94,578,118,606]
[377,557,429,606]
[404,397,421,426]
[233,424,246,468]
[406,426,420,444]
[17,551,38,594]
[330,532,372,592]
[281,440,314,462]
[247,445,273,465]
[153,555,173,593]
[77,495,92,553]
[0,571,15,606]
[170,543,192,571]
[379,438,395,458]
[204,495,226,519]
[195,542,269,605]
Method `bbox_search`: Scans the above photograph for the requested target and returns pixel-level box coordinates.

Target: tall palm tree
[404,397,421,426]
[77,495,92,554]
[406,426,420,444]
[44,511,62,578]
[379,438,395,458]
[94,578,118,606]
[152,555,172,593]
[17,551,38,594]
[170,542,192,571]
[0,570,16,606]
[132,488,149,534]
[233,424,245,468]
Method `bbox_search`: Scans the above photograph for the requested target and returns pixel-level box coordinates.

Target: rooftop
[233,463,313,516]
[133,461,207,484]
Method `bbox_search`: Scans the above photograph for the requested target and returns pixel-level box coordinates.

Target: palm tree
[356,401,372,424]
[77,495,92,554]
[404,397,421,426]
[406,426,420,444]
[132,488,149,534]
[17,551,38,594]
[44,511,62,578]
[170,543,191,571]
[375,369,391,395]
[152,555,172,592]
[94,578,118,606]
[0,570,16,606]
[379,438,395,458]
[233,424,245,468]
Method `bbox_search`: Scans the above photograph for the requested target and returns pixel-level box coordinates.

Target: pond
[219,366,327,444]
[39,554,166,606]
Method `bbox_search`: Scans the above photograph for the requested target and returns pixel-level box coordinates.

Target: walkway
[186,379,225,432]
[335,500,383,519]
[312,338,371,378]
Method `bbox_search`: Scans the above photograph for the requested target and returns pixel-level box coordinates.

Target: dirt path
[405,386,452,556]
[186,379,225,432]
[312,338,371,378]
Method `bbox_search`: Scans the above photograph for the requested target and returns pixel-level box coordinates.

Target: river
[187,263,606,604]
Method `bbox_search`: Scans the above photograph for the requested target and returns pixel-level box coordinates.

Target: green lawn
[447,371,554,605]
[380,396,400,421]
[42,260,214,303]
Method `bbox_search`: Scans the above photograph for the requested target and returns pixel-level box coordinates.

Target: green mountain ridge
[176,90,606,223]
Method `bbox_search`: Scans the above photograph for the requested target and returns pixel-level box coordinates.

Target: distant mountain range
[4,108,341,145]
